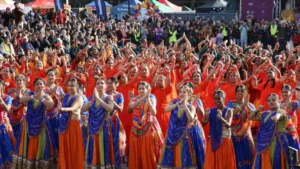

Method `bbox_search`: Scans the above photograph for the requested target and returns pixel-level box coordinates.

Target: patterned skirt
[12,119,53,169]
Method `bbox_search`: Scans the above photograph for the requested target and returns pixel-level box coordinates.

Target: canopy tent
[196,0,227,13]
[0,0,24,10]
[85,1,112,13]
[158,0,181,12]
[149,0,173,13]
[182,5,192,11]
[198,0,227,8]
[110,0,140,19]
[26,0,70,9]
[85,1,112,8]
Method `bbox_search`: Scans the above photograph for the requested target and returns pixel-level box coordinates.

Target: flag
[54,0,64,11]
[95,0,107,20]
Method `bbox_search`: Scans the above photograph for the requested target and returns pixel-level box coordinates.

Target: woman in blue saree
[12,78,54,168]
[250,93,291,169]
[182,82,206,168]
[203,90,236,169]
[0,81,14,169]
[57,78,85,169]
[159,84,205,168]
[82,77,121,168]
[106,77,126,161]
[44,69,65,160]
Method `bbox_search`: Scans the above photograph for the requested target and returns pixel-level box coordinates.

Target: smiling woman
[250,93,290,169]
[13,78,54,169]
[203,90,236,169]
[128,81,164,169]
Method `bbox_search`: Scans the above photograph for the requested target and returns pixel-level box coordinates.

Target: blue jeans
[233,38,240,46]
[241,37,247,49]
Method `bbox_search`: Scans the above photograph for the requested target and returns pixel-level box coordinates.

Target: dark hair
[263,79,276,89]
[192,71,202,80]
[267,93,279,101]
[34,78,45,86]
[95,77,105,84]
[137,81,150,89]
[68,78,79,86]
[180,84,193,94]
[263,68,276,89]
[214,90,226,98]
[235,84,246,93]
[46,69,56,75]
[78,84,84,91]
[85,56,93,62]
[105,58,113,64]
[281,84,292,91]
[117,73,126,81]
[9,68,15,74]
[108,77,118,85]
[183,81,194,89]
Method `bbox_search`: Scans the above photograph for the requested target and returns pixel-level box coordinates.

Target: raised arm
[147,95,157,115]
[127,95,146,113]
[165,101,179,112]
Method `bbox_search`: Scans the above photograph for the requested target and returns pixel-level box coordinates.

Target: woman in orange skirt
[202,90,236,169]
[127,81,164,169]
[13,78,54,168]
[57,78,85,169]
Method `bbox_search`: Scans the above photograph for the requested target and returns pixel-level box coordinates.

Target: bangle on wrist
[202,118,208,123]
[30,95,34,100]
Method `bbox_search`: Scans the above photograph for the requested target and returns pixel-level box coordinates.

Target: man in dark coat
[12,2,25,29]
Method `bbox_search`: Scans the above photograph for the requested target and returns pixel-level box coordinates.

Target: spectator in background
[47,9,55,22]
[169,25,177,45]
[154,22,163,45]
[221,22,230,43]
[202,22,212,38]
[216,29,224,45]
[253,23,264,43]
[21,37,35,53]
[176,20,187,38]
[240,21,248,49]
[37,33,51,52]
[2,7,13,27]
[48,29,58,46]
[278,21,288,51]
[231,24,240,46]
[141,23,149,43]
[270,20,278,47]
[12,2,25,29]
[57,9,66,25]
[60,29,70,48]
[0,36,15,57]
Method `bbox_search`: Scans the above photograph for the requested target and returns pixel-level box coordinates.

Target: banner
[241,0,274,20]
[54,0,64,11]
[95,0,107,20]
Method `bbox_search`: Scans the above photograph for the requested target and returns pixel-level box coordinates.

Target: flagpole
[128,0,130,16]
